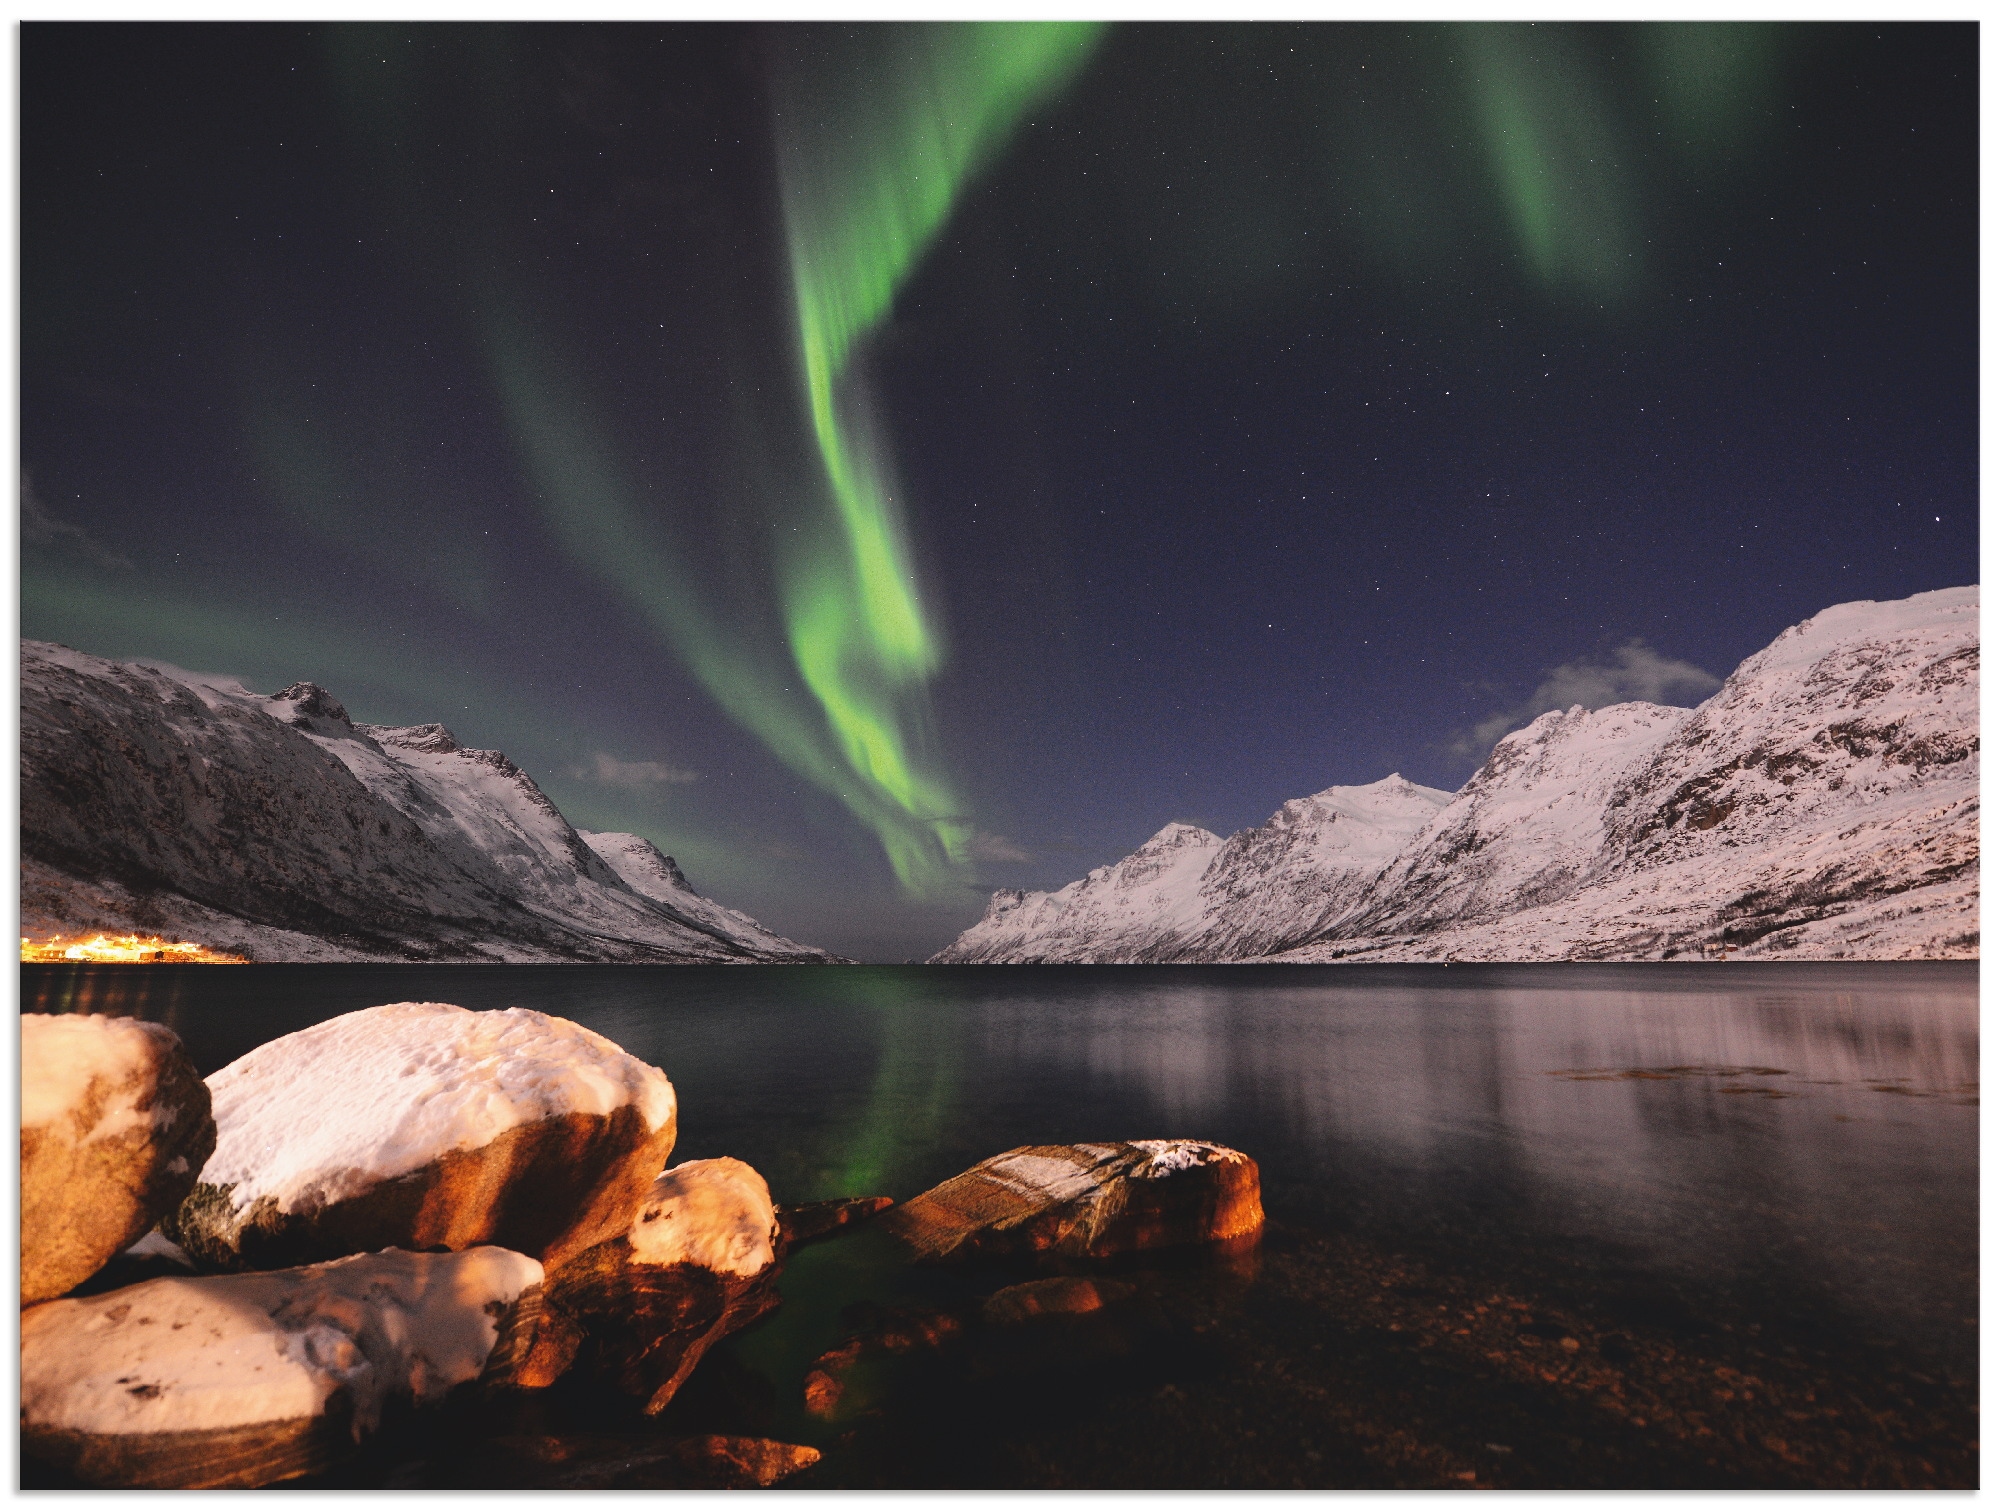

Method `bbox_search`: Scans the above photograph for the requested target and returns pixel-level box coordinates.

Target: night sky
[21,23,1978,961]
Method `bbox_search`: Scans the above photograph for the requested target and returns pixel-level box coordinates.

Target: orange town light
[19,933,246,965]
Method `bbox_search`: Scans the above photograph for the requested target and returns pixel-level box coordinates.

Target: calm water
[23,960,1978,1381]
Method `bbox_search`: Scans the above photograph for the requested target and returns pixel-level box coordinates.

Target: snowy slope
[935,777,1453,962]
[941,822,1226,964]
[19,641,838,962]
[936,587,1978,964]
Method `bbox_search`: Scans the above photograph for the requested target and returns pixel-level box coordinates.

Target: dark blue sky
[22,23,1978,959]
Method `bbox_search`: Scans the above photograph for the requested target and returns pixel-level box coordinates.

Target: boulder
[879,1140,1264,1264]
[20,1246,542,1489]
[164,1003,676,1273]
[630,1157,778,1275]
[482,1158,782,1415]
[21,1013,215,1303]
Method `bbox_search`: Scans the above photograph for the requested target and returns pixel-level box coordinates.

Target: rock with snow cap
[628,1157,778,1277]
[21,1013,216,1303]
[165,1002,676,1274]
[481,1156,784,1414]
[20,1245,541,1489]
[880,1140,1264,1264]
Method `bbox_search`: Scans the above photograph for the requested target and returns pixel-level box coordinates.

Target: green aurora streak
[1456,23,1786,302]
[772,22,1105,891]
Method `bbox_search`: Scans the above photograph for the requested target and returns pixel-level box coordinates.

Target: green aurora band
[772,22,1106,892]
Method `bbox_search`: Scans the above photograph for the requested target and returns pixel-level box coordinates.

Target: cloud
[968,830,1033,863]
[1458,640,1722,756]
[21,470,133,569]
[576,751,699,788]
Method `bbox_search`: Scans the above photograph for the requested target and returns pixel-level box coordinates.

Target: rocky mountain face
[936,587,1978,963]
[949,779,1453,964]
[20,641,837,962]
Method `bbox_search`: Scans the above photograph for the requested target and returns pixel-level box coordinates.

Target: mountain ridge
[19,641,839,963]
[934,587,1978,963]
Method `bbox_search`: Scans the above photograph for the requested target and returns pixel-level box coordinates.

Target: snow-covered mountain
[935,587,1978,963]
[20,641,839,962]
[945,778,1453,964]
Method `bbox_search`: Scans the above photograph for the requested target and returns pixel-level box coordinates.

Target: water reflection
[22,961,1976,1372]
[971,967,1976,1367]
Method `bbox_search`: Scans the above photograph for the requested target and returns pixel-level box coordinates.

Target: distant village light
[19,934,245,965]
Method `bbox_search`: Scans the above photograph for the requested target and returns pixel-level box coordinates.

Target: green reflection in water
[817,973,963,1200]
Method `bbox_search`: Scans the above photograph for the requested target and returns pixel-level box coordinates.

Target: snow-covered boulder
[630,1158,778,1277]
[21,1014,215,1303]
[881,1140,1264,1263]
[166,1003,676,1273]
[483,1156,785,1413]
[21,1246,541,1488]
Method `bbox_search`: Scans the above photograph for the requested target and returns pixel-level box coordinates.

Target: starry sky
[21,23,1978,961]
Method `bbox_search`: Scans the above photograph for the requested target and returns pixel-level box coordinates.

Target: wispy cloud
[575,751,699,788]
[968,831,1033,863]
[21,470,133,570]
[1457,640,1722,757]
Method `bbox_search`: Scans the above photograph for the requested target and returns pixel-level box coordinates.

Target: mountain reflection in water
[23,960,1976,1377]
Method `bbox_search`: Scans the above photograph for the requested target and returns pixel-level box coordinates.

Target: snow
[123,1230,193,1267]
[1127,1139,1247,1177]
[201,1003,675,1215]
[21,1013,187,1142]
[20,1246,541,1438]
[581,830,812,955]
[938,586,1979,964]
[628,1157,776,1277]
[20,641,834,963]
[935,776,1452,963]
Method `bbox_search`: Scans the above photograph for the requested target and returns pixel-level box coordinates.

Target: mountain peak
[934,586,1977,965]
[272,682,351,726]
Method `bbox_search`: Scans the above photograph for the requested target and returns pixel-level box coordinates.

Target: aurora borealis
[21,23,1977,959]
[771,22,1105,890]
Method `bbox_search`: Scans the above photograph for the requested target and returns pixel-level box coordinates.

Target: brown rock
[669,1434,822,1487]
[163,1003,677,1273]
[21,1014,215,1303]
[879,1140,1264,1264]
[482,1237,780,1414]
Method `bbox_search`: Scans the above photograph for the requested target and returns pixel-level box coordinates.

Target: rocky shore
[19,1006,1263,1490]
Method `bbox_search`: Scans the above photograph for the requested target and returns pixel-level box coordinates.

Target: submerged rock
[20,1246,541,1489]
[803,1301,970,1420]
[165,1003,676,1273]
[21,1013,215,1303]
[776,1194,896,1253]
[481,1432,821,1489]
[982,1274,1136,1326]
[880,1140,1264,1264]
[482,1157,783,1415]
